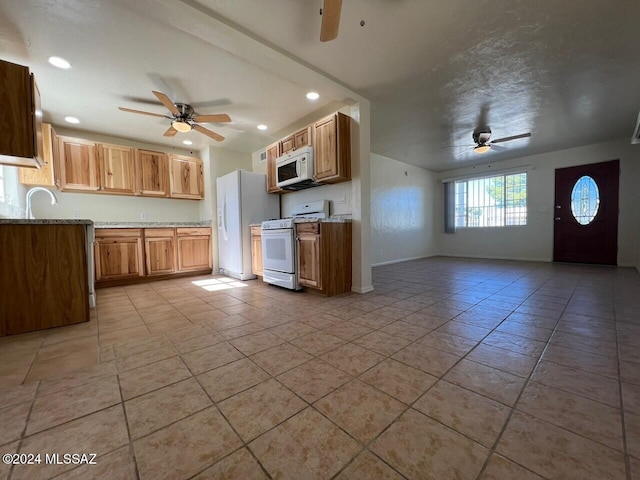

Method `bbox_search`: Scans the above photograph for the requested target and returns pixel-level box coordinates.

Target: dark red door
[553,160,619,264]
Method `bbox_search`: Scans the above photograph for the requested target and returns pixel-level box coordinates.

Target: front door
[553,160,619,265]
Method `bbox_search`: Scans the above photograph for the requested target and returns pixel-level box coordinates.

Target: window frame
[454,172,528,229]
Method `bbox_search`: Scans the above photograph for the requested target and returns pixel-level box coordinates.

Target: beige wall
[436,138,640,266]
[371,153,439,266]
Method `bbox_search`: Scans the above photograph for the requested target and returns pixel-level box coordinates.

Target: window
[0,166,5,204]
[454,172,527,228]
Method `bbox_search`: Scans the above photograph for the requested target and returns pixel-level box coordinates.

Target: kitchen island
[0,219,93,336]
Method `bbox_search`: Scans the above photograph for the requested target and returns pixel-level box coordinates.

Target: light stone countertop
[0,219,93,225]
[93,221,212,228]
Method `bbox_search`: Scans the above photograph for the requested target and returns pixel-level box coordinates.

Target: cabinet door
[58,137,100,191]
[297,233,321,289]
[177,235,212,272]
[145,237,175,275]
[313,113,351,183]
[95,238,143,281]
[19,123,58,187]
[266,142,281,193]
[294,127,311,150]
[98,144,136,194]
[136,150,169,196]
[280,135,294,154]
[251,232,263,275]
[169,155,204,199]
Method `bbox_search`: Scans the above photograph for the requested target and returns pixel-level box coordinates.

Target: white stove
[260,200,329,290]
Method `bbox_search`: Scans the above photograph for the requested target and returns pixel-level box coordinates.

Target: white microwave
[276,146,314,188]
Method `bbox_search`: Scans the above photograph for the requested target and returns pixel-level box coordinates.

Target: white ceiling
[2,0,640,171]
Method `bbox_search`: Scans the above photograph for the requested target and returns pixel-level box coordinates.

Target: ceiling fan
[118,91,231,142]
[320,0,342,42]
[451,128,532,155]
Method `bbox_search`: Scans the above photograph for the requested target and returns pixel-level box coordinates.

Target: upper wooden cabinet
[18,123,60,187]
[169,155,204,199]
[0,60,44,168]
[58,136,101,192]
[314,112,351,183]
[136,149,169,197]
[97,143,136,195]
[265,142,282,194]
[281,126,312,155]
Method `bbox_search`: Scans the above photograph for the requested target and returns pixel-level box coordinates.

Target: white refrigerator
[216,170,279,280]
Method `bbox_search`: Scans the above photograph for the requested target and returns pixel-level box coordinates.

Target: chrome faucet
[25,187,58,219]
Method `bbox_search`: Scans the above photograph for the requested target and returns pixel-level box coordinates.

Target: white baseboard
[352,285,374,294]
[438,253,551,263]
[372,254,438,268]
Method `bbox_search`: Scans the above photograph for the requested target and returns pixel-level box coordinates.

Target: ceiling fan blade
[193,124,224,142]
[490,132,531,144]
[152,91,180,116]
[490,143,507,151]
[163,126,178,137]
[320,0,342,42]
[193,114,231,123]
[440,144,476,149]
[453,147,475,157]
[118,107,167,118]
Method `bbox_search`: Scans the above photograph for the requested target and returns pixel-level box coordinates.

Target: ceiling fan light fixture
[172,120,192,133]
[474,145,491,154]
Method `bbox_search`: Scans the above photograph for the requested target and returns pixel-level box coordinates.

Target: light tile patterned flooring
[1,257,640,479]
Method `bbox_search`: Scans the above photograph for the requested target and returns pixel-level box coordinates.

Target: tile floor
[1,257,639,479]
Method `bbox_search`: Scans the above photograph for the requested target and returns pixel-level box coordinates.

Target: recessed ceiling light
[257,124,268,130]
[48,56,71,69]
[182,140,193,145]
[64,116,80,124]
[306,92,320,100]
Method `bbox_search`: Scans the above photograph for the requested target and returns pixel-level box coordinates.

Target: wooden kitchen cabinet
[297,223,321,289]
[313,112,351,183]
[177,227,212,272]
[144,228,175,275]
[0,223,89,336]
[98,143,136,194]
[19,123,60,187]
[265,142,282,194]
[281,127,312,155]
[136,149,169,196]
[169,154,204,199]
[250,225,263,276]
[58,136,101,192]
[0,60,44,168]
[296,221,352,296]
[94,229,144,281]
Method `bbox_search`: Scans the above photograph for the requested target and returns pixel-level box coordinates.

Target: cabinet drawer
[95,228,142,238]
[144,228,175,238]
[176,227,211,237]
[250,226,262,236]
[296,222,320,234]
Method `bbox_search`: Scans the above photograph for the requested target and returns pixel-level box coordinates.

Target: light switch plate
[140,212,147,220]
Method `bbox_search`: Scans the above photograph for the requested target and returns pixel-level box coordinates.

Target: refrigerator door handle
[222,196,228,242]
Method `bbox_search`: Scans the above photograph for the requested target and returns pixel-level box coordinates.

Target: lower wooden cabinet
[296,222,352,296]
[177,228,212,272]
[144,228,175,275]
[94,229,144,281]
[250,226,263,276]
[95,227,211,285]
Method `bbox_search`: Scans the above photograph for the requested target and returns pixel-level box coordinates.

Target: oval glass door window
[570,176,600,225]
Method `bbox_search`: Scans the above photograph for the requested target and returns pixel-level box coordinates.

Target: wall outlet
[140,212,148,220]
[72,211,80,219]
[335,194,347,204]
